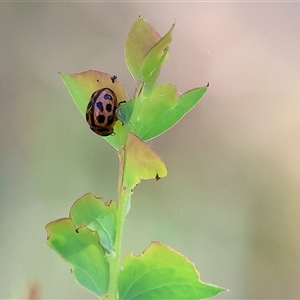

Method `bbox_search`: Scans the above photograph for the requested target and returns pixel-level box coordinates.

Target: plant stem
[107,147,130,300]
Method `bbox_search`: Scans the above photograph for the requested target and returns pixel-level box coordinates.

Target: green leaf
[117,99,135,126]
[130,84,208,142]
[60,70,129,149]
[119,242,226,300]
[46,218,109,297]
[125,17,162,81]
[70,193,117,255]
[123,133,167,191]
[140,23,174,90]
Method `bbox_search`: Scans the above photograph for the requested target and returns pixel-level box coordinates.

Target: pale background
[1,2,300,299]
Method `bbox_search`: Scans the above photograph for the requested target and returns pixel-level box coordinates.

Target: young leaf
[125,17,161,81]
[46,218,109,297]
[70,193,117,255]
[118,242,226,300]
[130,84,208,142]
[140,23,174,89]
[123,133,167,191]
[60,70,129,149]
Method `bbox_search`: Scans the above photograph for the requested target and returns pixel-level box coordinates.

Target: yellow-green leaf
[140,23,174,89]
[70,193,117,255]
[60,70,129,149]
[119,242,226,300]
[125,17,161,80]
[123,133,167,191]
[46,218,109,297]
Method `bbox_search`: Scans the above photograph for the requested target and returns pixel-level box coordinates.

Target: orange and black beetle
[86,88,119,136]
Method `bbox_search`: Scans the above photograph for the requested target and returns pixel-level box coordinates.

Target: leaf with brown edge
[60,70,129,149]
[123,133,167,192]
[46,218,109,297]
[61,70,129,115]
[118,242,226,300]
[70,193,117,255]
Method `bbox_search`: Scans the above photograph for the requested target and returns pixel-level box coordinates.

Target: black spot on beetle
[96,114,106,124]
[107,115,114,126]
[96,101,104,111]
[106,103,113,112]
[103,93,113,101]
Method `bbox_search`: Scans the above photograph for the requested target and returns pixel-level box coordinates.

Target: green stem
[107,147,130,300]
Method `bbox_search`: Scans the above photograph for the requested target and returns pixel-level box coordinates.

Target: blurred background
[1,2,300,299]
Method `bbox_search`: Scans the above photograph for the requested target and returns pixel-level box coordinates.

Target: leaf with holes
[46,218,109,297]
[123,133,167,192]
[70,193,117,255]
[119,242,226,300]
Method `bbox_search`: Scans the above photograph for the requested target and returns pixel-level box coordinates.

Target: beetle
[86,88,119,136]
